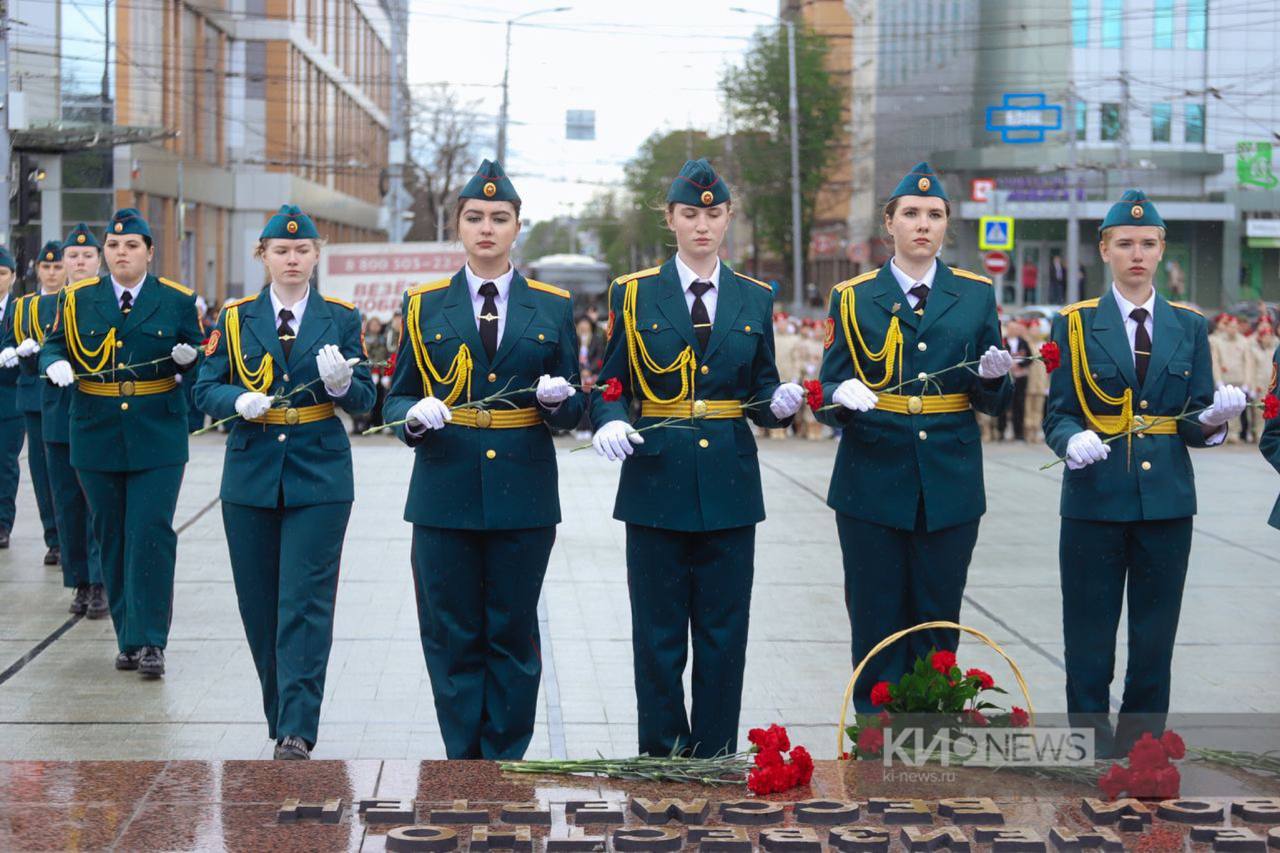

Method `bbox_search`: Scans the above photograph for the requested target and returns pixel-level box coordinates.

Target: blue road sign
[979,216,1015,251]
[985,93,1063,144]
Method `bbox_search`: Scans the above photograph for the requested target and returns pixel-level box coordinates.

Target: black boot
[138,646,165,678]
[43,545,60,566]
[115,649,141,670]
[87,584,109,619]
[69,584,90,616]
[273,735,311,760]
[0,527,9,548]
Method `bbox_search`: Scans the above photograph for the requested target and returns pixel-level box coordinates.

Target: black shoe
[43,546,59,566]
[69,584,90,616]
[0,528,9,548]
[138,646,165,678]
[85,581,108,614]
[273,735,311,760]
[115,649,141,670]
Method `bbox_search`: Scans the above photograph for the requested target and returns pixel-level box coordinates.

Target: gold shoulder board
[158,277,195,296]
[526,280,571,299]
[949,267,993,285]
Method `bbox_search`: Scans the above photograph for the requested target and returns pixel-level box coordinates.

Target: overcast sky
[406,0,779,222]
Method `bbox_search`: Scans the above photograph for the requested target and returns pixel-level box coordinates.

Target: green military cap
[890,161,948,201]
[1099,188,1165,233]
[106,208,153,244]
[667,158,730,207]
[0,246,14,271]
[261,204,320,240]
[460,159,520,203]
[37,241,63,264]
[64,222,102,250]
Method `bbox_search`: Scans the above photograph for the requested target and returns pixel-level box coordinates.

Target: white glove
[46,360,75,387]
[535,374,576,406]
[1198,384,1248,427]
[833,378,878,412]
[770,382,804,418]
[592,419,644,462]
[406,397,452,431]
[15,338,40,358]
[316,345,358,396]
[978,345,1015,380]
[234,392,273,420]
[1065,430,1110,470]
[0,347,17,369]
[171,343,198,366]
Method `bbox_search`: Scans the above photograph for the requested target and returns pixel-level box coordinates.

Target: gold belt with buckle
[76,377,178,397]
[1105,415,1179,436]
[640,399,744,419]
[875,392,972,415]
[450,406,542,429]
[249,402,336,425]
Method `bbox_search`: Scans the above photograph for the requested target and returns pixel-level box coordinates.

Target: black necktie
[689,280,713,351]
[909,283,930,316]
[278,308,296,360]
[1131,307,1150,386]
[478,281,499,361]
[119,290,133,316]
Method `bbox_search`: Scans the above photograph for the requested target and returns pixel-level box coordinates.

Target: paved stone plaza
[0,435,1277,762]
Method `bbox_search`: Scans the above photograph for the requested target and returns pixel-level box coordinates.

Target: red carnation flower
[1009,706,1030,728]
[385,352,397,373]
[870,681,893,707]
[1127,768,1158,798]
[965,668,994,690]
[1039,341,1062,374]
[601,377,623,403]
[856,726,884,757]
[747,724,790,754]
[1128,733,1170,772]
[930,650,957,675]
[753,748,783,769]
[1098,764,1130,800]
[1264,393,1279,420]
[789,746,814,786]
[877,710,893,729]
[1153,766,1181,800]
[1159,730,1186,760]
[803,379,824,411]
[965,708,989,727]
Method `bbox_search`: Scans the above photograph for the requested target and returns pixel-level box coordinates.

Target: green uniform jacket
[0,292,19,420]
[815,261,1012,532]
[194,287,376,508]
[35,292,75,444]
[6,292,48,414]
[1256,345,1280,528]
[1044,289,1215,522]
[588,258,791,532]
[39,274,203,472]
[383,269,584,530]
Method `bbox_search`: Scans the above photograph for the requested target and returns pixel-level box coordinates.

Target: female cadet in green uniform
[41,208,204,678]
[196,205,374,760]
[814,163,1014,713]
[0,248,24,550]
[589,159,804,758]
[38,226,109,618]
[383,160,584,760]
[5,242,64,565]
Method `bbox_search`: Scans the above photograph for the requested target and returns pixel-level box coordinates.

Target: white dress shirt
[465,263,514,347]
[674,254,720,323]
[888,255,938,309]
[111,276,144,309]
[0,295,7,326]
[270,284,310,331]
[1110,283,1156,357]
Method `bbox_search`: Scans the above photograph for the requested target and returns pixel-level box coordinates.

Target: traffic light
[16,156,44,226]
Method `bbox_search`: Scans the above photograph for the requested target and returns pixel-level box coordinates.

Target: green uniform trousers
[78,464,184,650]
[222,500,350,747]
[45,442,101,588]
[0,416,22,532]
[1060,516,1192,758]
[626,523,756,758]
[23,413,58,548]
[837,507,980,714]
[411,524,555,760]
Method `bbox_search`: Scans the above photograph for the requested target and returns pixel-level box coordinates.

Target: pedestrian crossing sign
[979,216,1015,251]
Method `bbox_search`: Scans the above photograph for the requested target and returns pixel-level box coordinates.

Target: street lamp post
[496,5,571,164]
[733,7,804,313]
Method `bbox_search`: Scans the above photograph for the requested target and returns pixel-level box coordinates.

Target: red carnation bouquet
[1098,731,1184,800]
[746,724,815,795]
[844,648,1029,760]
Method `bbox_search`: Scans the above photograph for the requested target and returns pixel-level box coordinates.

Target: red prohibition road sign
[983,250,1010,276]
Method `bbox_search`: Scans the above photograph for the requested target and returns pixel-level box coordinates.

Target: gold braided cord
[30,297,46,344]
[224,305,275,394]
[11,297,25,345]
[1067,309,1134,435]
[838,285,902,390]
[62,288,117,374]
[406,293,471,406]
[621,277,696,404]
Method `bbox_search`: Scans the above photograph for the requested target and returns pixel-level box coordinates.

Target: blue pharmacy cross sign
[985,93,1064,144]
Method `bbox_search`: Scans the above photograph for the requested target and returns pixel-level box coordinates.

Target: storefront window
[1101,103,1121,141]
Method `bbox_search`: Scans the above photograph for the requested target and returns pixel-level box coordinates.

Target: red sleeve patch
[607,310,616,341]
[823,317,835,350]
[204,329,221,357]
